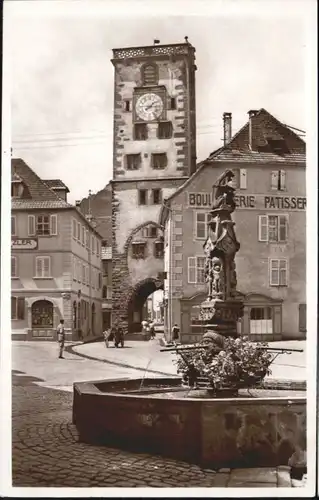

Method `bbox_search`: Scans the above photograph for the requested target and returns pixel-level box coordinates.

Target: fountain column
[200,170,244,350]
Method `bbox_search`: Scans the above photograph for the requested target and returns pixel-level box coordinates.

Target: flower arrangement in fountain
[174,336,273,393]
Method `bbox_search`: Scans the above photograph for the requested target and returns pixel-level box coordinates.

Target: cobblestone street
[10,340,306,489]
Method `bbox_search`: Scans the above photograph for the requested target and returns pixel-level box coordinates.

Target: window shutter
[50,214,57,235]
[188,257,196,283]
[271,171,279,190]
[279,215,288,242]
[258,215,268,241]
[28,215,36,236]
[44,257,50,277]
[11,257,17,277]
[240,169,247,189]
[280,170,286,190]
[11,216,16,236]
[17,297,25,319]
[279,259,288,285]
[36,257,42,277]
[269,259,279,286]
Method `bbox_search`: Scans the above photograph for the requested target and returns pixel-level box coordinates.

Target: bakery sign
[11,237,38,250]
[188,192,306,211]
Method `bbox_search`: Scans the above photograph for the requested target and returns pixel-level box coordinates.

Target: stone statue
[212,169,236,214]
[211,256,224,298]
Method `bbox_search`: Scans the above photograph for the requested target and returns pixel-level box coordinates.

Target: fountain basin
[73,377,306,468]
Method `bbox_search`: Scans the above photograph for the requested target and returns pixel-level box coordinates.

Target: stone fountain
[73,170,306,470]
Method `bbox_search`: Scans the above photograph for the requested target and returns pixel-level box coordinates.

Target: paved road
[10,339,306,489]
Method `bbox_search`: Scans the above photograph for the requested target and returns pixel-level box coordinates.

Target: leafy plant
[174,336,273,393]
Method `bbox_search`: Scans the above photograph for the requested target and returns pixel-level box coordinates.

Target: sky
[6,0,313,203]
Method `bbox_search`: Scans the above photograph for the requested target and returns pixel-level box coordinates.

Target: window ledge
[33,276,53,279]
[11,277,20,279]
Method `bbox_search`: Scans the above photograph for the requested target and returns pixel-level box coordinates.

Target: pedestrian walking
[172,323,180,343]
[114,326,124,348]
[103,329,110,348]
[57,319,65,359]
[149,322,155,340]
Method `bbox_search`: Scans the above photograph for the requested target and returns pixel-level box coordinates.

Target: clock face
[135,93,164,121]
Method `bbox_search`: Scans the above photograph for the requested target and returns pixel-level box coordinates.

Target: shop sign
[11,237,38,250]
[188,192,306,211]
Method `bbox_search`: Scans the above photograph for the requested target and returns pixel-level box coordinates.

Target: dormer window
[11,173,25,198]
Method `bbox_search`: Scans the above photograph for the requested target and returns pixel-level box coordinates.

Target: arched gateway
[127,278,164,333]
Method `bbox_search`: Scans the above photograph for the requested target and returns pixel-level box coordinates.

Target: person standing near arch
[57,319,65,359]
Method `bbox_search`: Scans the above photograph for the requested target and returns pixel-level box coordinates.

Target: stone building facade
[11,158,103,341]
[160,109,306,342]
[110,41,197,333]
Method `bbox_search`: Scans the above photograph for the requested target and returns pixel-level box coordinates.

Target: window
[232,168,247,189]
[258,215,288,242]
[132,242,146,259]
[299,304,306,333]
[126,154,141,170]
[11,297,25,320]
[250,307,273,334]
[152,188,162,205]
[96,240,100,258]
[31,299,53,328]
[138,189,147,205]
[170,97,176,110]
[102,261,108,277]
[85,265,89,285]
[151,153,167,170]
[141,63,158,86]
[91,235,95,254]
[271,170,286,191]
[195,212,211,239]
[73,257,77,281]
[11,256,18,278]
[77,222,81,241]
[102,285,107,299]
[158,121,173,139]
[11,216,16,236]
[28,214,57,236]
[269,259,288,286]
[35,256,51,278]
[81,226,85,246]
[82,263,85,283]
[134,123,148,140]
[154,241,164,259]
[124,100,132,112]
[86,229,90,249]
[142,226,158,238]
[98,272,102,289]
[77,260,81,282]
[188,257,206,284]
[72,219,77,239]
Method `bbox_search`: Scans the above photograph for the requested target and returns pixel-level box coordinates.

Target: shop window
[11,296,25,320]
[126,154,141,170]
[138,189,147,205]
[151,153,167,170]
[31,299,53,328]
[188,256,205,284]
[35,256,51,278]
[11,216,16,236]
[154,241,164,259]
[195,212,211,239]
[258,215,288,242]
[28,214,57,236]
[158,121,173,139]
[152,188,162,205]
[11,256,18,278]
[132,242,146,259]
[134,123,148,140]
[269,259,288,286]
[250,307,273,335]
[271,170,286,191]
[141,63,158,86]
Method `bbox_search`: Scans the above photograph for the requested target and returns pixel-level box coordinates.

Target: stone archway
[127,277,164,333]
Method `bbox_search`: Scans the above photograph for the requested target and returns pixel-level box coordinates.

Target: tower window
[134,123,148,141]
[141,63,158,86]
[158,121,173,139]
[124,100,131,112]
[138,189,147,205]
[154,241,164,259]
[170,97,176,110]
[151,153,167,170]
[126,154,141,170]
[152,189,162,205]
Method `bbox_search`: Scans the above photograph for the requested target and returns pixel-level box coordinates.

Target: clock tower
[111,41,197,334]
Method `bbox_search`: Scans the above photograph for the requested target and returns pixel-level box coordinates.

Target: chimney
[223,112,232,146]
[75,200,81,207]
[248,110,258,150]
